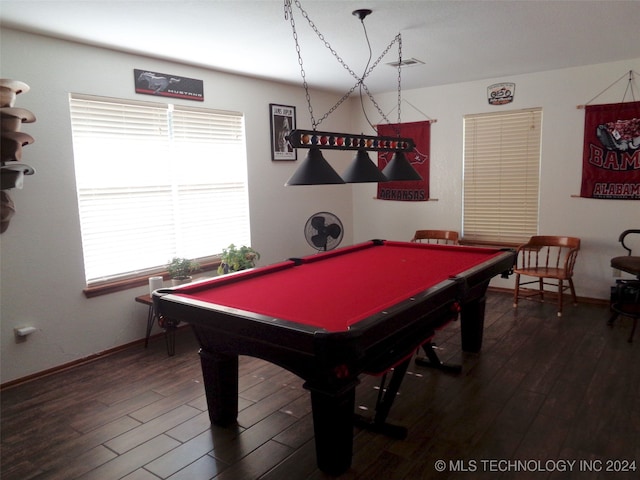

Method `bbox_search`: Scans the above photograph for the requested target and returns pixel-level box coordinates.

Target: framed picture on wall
[269,104,296,161]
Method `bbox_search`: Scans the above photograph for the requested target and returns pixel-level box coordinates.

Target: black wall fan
[304,212,344,251]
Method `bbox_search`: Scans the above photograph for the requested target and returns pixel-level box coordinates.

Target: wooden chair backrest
[515,235,580,276]
[411,230,460,245]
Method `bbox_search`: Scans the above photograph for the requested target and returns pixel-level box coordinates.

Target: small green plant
[167,257,199,279]
[218,244,260,274]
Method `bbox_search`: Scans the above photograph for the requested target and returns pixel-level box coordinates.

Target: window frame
[69,94,250,296]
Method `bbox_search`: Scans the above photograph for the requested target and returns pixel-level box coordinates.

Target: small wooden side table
[135,293,178,356]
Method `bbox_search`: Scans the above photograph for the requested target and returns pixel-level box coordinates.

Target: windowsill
[82,240,521,298]
[459,238,522,249]
[82,258,222,298]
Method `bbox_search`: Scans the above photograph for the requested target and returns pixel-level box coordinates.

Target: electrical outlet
[14,326,37,343]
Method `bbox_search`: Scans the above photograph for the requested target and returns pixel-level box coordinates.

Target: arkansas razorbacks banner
[580,101,640,199]
[377,121,430,201]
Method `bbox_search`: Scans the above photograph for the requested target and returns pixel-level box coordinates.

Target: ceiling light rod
[287,129,415,152]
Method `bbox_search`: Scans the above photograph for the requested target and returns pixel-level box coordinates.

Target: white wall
[352,58,640,299]
[1,28,638,384]
[0,29,354,383]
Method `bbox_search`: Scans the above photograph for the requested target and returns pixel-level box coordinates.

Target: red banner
[377,121,430,201]
[580,101,640,199]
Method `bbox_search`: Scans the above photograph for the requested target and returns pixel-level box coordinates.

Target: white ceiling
[1,0,639,94]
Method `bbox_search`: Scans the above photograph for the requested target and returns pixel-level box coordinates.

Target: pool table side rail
[450,248,516,296]
[153,278,462,375]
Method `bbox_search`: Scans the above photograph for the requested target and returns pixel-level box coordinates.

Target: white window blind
[69,94,250,284]
[463,108,542,244]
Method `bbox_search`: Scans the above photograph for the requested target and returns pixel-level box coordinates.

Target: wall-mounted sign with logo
[487,82,515,105]
[134,69,204,101]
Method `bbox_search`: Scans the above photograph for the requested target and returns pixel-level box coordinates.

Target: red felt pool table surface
[171,241,505,332]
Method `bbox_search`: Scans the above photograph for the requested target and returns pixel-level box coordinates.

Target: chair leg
[513,273,520,308]
[568,278,578,305]
[539,278,544,302]
[609,280,640,342]
[628,318,637,343]
[557,279,563,317]
[629,285,640,342]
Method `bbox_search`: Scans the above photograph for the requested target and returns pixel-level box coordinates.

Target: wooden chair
[513,235,580,316]
[608,229,640,342]
[411,230,459,245]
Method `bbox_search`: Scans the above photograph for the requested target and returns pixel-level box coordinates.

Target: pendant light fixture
[283,1,421,185]
[342,149,389,183]
[285,147,345,185]
[382,151,422,181]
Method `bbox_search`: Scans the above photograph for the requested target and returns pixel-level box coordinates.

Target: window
[69,94,250,285]
[463,108,542,245]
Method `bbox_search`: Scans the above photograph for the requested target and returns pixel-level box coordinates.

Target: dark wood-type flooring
[2,292,639,479]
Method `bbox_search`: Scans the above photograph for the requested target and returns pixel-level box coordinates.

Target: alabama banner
[377,121,430,201]
[580,101,640,199]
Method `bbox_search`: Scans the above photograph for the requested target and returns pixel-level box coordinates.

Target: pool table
[153,240,515,475]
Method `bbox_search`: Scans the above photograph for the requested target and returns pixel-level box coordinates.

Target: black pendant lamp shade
[285,147,345,185]
[381,151,422,181]
[341,149,389,183]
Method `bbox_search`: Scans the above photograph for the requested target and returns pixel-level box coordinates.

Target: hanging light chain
[285,0,405,134]
[292,0,361,81]
[286,0,363,128]
[397,34,402,129]
[358,34,403,136]
[319,33,402,128]
[363,34,403,136]
[285,0,317,128]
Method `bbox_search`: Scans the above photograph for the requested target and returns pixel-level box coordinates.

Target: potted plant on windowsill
[218,244,260,275]
[167,257,199,286]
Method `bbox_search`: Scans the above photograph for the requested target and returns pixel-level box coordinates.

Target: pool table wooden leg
[198,349,239,426]
[306,380,358,476]
[460,294,486,353]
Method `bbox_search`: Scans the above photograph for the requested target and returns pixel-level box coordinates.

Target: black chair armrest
[619,229,640,256]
